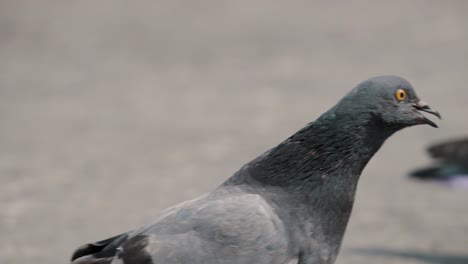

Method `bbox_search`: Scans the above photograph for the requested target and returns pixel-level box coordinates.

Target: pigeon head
[334,75,441,130]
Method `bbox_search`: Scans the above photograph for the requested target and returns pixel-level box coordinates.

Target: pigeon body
[410,137,468,188]
[428,137,468,167]
[71,76,439,264]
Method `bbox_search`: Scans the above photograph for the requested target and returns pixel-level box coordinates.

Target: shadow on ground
[351,248,468,264]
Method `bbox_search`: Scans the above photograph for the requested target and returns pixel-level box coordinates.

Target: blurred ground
[1,1,467,263]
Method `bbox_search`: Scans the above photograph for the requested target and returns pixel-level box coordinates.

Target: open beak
[412,100,441,128]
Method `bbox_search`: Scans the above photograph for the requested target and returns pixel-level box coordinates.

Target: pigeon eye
[395,89,407,102]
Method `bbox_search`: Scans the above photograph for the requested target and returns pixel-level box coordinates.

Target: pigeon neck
[231,110,396,189]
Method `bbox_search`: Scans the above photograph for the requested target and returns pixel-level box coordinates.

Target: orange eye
[395,89,407,101]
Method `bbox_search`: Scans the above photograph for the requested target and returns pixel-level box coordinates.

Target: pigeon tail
[71,232,129,264]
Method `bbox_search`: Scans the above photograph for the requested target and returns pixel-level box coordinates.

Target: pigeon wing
[71,192,291,264]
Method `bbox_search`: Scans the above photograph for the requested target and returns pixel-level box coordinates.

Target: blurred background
[1,1,467,263]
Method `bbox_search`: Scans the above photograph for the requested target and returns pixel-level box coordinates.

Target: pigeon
[410,137,468,188]
[71,75,440,264]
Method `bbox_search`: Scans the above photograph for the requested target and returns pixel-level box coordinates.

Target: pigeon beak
[412,100,441,128]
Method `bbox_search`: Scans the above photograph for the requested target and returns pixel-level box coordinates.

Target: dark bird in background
[410,137,468,189]
[70,76,440,264]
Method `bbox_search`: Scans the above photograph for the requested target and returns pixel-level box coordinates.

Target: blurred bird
[410,137,468,188]
[70,76,440,264]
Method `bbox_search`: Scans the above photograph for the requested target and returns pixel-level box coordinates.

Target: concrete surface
[0,1,467,263]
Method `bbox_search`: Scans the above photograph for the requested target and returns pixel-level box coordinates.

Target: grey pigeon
[71,75,440,264]
[410,137,468,188]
